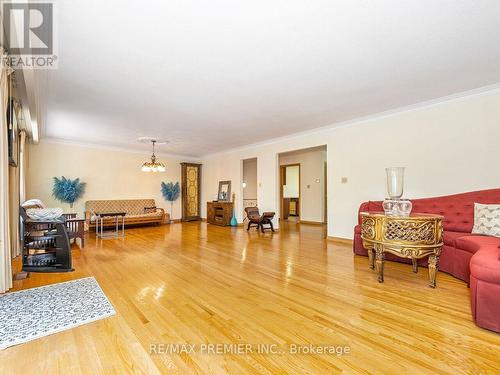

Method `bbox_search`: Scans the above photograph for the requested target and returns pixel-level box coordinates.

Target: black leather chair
[244,207,275,233]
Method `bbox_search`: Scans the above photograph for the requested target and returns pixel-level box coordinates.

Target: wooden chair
[244,207,276,233]
[63,213,85,248]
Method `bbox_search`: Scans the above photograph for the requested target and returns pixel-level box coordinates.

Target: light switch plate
[341,177,348,183]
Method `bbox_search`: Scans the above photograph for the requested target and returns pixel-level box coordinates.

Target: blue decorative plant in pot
[52,176,86,209]
[161,182,180,223]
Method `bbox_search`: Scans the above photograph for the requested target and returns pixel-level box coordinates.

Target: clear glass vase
[396,199,413,217]
[385,167,405,199]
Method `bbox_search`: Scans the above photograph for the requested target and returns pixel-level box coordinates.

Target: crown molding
[38,82,500,161]
[39,137,201,161]
[202,82,500,158]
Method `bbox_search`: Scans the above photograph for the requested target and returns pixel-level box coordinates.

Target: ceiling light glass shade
[141,160,166,172]
[141,140,166,172]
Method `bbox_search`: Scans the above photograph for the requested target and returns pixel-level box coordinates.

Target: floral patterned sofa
[85,199,167,229]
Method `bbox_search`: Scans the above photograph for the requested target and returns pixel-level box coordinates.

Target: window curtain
[14,131,27,258]
[19,130,26,204]
[0,49,14,293]
[8,130,21,258]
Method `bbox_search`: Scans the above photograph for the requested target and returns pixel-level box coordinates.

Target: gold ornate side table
[360,212,443,288]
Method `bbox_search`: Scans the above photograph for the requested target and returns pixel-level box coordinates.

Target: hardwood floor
[2,221,499,374]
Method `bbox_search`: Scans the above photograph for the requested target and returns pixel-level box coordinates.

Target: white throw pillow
[21,199,46,209]
[472,203,500,237]
[26,208,63,220]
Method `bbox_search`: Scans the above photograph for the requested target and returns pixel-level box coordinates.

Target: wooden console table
[207,201,233,226]
[360,212,443,287]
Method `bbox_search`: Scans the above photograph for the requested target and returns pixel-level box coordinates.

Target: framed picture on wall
[7,99,18,167]
[218,180,231,201]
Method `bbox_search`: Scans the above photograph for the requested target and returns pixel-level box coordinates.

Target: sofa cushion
[86,199,157,215]
[443,231,464,247]
[472,203,500,237]
[455,235,500,254]
[470,247,500,284]
[90,211,162,222]
[126,212,163,219]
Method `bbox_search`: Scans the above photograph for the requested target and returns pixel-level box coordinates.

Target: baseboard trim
[299,220,326,226]
[327,236,354,245]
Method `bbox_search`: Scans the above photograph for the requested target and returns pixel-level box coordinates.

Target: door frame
[241,157,258,220]
[279,163,301,221]
[323,161,327,224]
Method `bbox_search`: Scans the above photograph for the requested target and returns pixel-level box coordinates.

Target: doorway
[280,164,300,221]
[242,158,258,218]
[278,145,327,225]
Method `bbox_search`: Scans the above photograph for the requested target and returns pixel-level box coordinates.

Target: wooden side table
[360,212,443,287]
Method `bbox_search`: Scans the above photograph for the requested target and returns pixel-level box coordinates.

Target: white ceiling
[45,0,500,157]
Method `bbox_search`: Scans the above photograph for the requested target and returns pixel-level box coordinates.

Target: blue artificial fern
[161,182,180,221]
[52,176,86,207]
[161,182,180,202]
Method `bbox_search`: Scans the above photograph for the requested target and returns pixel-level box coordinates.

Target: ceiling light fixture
[141,140,166,172]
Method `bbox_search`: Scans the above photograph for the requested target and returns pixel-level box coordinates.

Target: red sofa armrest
[357,201,371,224]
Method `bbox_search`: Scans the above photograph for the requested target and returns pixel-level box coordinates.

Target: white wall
[26,141,199,219]
[283,165,299,198]
[280,148,326,222]
[202,89,500,238]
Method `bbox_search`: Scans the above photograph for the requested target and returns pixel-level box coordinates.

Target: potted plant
[161,181,180,223]
[52,176,86,210]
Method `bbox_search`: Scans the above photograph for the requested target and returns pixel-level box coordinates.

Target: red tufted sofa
[353,189,500,333]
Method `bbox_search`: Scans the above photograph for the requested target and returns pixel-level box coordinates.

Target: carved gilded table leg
[412,258,418,273]
[367,247,375,270]
[374,244,384,283]
[428,254,440,288]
